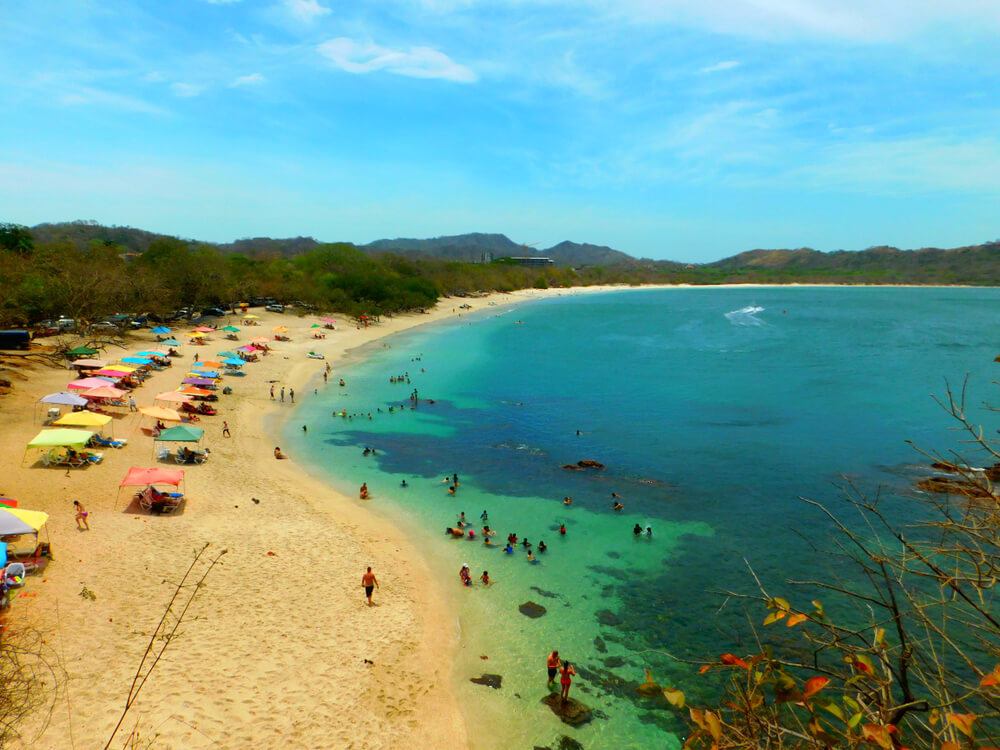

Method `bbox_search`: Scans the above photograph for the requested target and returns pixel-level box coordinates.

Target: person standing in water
[547,650,561,685]
[560,661,577,702]
[361,567,379,606]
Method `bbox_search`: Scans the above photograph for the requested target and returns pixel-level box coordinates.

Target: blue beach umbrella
[161,338,181,347]
[152,326,171,334]
[122,356,153,365]
[216,351,237,358]
[222,358,244,367]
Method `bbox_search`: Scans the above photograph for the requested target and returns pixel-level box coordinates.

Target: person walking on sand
[289,387,295,403]
[547,650,561,685]
[560,661,577,702]
[74,500,90,530]
[222,420,231,438]
[361,567,379,606]
[280,386,285,402]
[270,384,275,400]
[128,395,137,412]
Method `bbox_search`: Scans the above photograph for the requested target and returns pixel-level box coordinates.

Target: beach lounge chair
[136,486,184,514]
[91,435,127,449]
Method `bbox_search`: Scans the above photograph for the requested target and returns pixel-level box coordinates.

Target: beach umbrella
[242,314,259,320]
[151,326,171,334]
[187,332,206,338]
[0,507,49,536]
[272,325,288,333]
[221,325,240,333]
[53,411,112,428]
[320,317,336,324]
[187,370,220,378]
[40,392,89,407]
[92,369,127,378]
[71,358,107,368]
[180,385,213,396]
[136,350,168,357]
[194,326,216,333]
[139,406,183,422]
[120,467,184,487]
[161,338,181,346]
[182,377,216,387]
[122,356,152,365]
[82,385,127,399]
[216,350,237,358]
[195,360,224,369]
[310,323,321,328]
[68,377,116,390]
[27,428,93,449]
[250,337,269,344]
[154,391,193,403]
[155,425,204,442]
[66,346,98,357]
[221,358,244,367]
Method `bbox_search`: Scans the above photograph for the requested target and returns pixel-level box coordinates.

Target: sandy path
[0,286,635,749]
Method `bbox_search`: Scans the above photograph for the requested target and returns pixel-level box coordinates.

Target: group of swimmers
[388,373,411,384]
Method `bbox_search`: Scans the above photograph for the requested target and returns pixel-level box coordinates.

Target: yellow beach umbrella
[187,332,206,338]
[242,314,259,320]
[53,411,112,428]
[272,325,288,333]
[0,506,49,533]
[139,406,183,422]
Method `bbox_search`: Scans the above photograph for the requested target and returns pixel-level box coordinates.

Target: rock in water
[519,601,547,618]
[541,694,594,726]
[470,674,503,689]
[596,609,621,626]
[559,737,585,750]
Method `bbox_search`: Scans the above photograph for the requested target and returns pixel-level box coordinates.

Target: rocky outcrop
[541,694,594,726]
[470,674,503,689]
[562,459,605,471]
[916,476,992,499]
[519,601,547,618]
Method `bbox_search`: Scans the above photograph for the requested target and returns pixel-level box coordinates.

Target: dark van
[0,330,31,350]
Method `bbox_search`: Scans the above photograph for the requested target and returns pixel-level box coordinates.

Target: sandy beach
[0,285,633,750]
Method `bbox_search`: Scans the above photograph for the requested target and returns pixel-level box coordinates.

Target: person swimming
[563,496,573,506]
[522,538,531,549]
[538,541,547,553]
[527,549,536,562]
[613,501,624,511]
[646,526,653,537]
[459,565,472,586]
[480,509,489,521]
[448,485,456,496]
[467,528,476,540]
[400,479,408,488]
[481,570,490,585]
[633,523,643,536]
[559,524,567,536]
[504,543,514,554]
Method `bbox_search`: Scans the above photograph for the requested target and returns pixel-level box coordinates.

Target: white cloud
[57,87,167,116]
[317,38,477,83]
[284,0,331,22]
[171,82,205,98]
[700,60,740,74]
[231,73,266,87]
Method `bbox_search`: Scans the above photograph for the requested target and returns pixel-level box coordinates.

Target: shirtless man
[361,567,379,606]
[547,650,561,685]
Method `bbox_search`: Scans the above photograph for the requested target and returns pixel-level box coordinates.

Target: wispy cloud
[57,86,167,116]
[317,38,477,83]
[283,0,331,22]
[700,60,740,74]
[231,73,266,87]
[171,82,205,98]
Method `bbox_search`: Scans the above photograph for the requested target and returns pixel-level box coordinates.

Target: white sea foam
[725,305,766,325]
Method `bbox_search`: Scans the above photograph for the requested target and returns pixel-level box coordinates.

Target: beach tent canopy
[186,371,220,379]
[216,350,237,358]
[310,323,321,328]
[221,325,240,333]
[83,386,126,399]
[120,467,184,487]
[121,356,152,365]
[139,406,183,422]
[68,377,115,390]
[221,358,244,367]
[0,507,49,536]
[27,428,93,449]
[151,326,171,334]
[136,350,168,357]
[180,385,212,396]
[71,358,107,368]
[196,360,224,369]
[66,346,98,357]
[320,317,336,323]
[155,425,204,442]
[40,392,89,406]
[154,391,193,403]
[53,411,112,428]
[161,338,181,346]
[92,369,127,378]
[182,377,216,386]
[194,326,216,333]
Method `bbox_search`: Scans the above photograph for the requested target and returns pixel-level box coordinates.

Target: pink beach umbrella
[82,385,127,399]
[68,377,117,390]
[155,391,194,403]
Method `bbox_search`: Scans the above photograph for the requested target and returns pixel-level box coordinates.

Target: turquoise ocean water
[286,287,998,750]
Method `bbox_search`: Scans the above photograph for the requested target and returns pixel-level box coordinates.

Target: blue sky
[1,0,999,261]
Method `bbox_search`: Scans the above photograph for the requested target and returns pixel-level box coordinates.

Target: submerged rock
[558,736,585,750]
[519,601,547,618]
[541,694,594,726]
[602,656,626,668]
[593,636,607,653]
[562,459,605,471]
[596,609,622,626]
[470,673,503,689]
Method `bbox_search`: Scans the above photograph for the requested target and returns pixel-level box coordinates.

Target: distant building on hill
[507,256,555,266]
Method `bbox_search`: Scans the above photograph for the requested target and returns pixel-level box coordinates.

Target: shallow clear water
[286,287,999,750]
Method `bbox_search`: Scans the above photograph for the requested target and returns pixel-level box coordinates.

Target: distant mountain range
[25,221,1000,283]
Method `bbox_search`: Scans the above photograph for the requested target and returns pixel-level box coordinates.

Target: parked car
[90,321,120,333]
[56,317,76,331]
[265,303,284,313]
[0,330,31,350]
[201,307,227,318]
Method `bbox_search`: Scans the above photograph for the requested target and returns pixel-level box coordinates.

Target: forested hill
[19,221,1000,284]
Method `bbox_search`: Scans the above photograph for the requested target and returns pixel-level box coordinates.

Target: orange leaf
[698,664,712,674]
[861,724,893,749]
[940,742,960,750]
[947,713,976,738]
[763,611,786,626]
[802,676,830,700]
[980,665,1000,687]
[786,612,808,627]
[704,710,722,741]
[720,653,750,669]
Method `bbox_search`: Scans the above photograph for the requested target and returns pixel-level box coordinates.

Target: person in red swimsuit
[560,661,576,702]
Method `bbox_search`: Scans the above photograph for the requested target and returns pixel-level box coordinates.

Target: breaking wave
[725,305,765,326]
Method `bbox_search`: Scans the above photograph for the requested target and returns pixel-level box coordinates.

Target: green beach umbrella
[155,425,205,442]
[216,351,237,358]
[221,325,240,333]
[66,346,98,357]
[27,428,94,448]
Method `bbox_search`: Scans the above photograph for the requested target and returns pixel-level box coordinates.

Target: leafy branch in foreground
[660,377,999,749]
[104,543,228,750]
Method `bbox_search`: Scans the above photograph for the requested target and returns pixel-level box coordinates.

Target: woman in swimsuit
[560,661,577,702]
[74,500,90,530]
